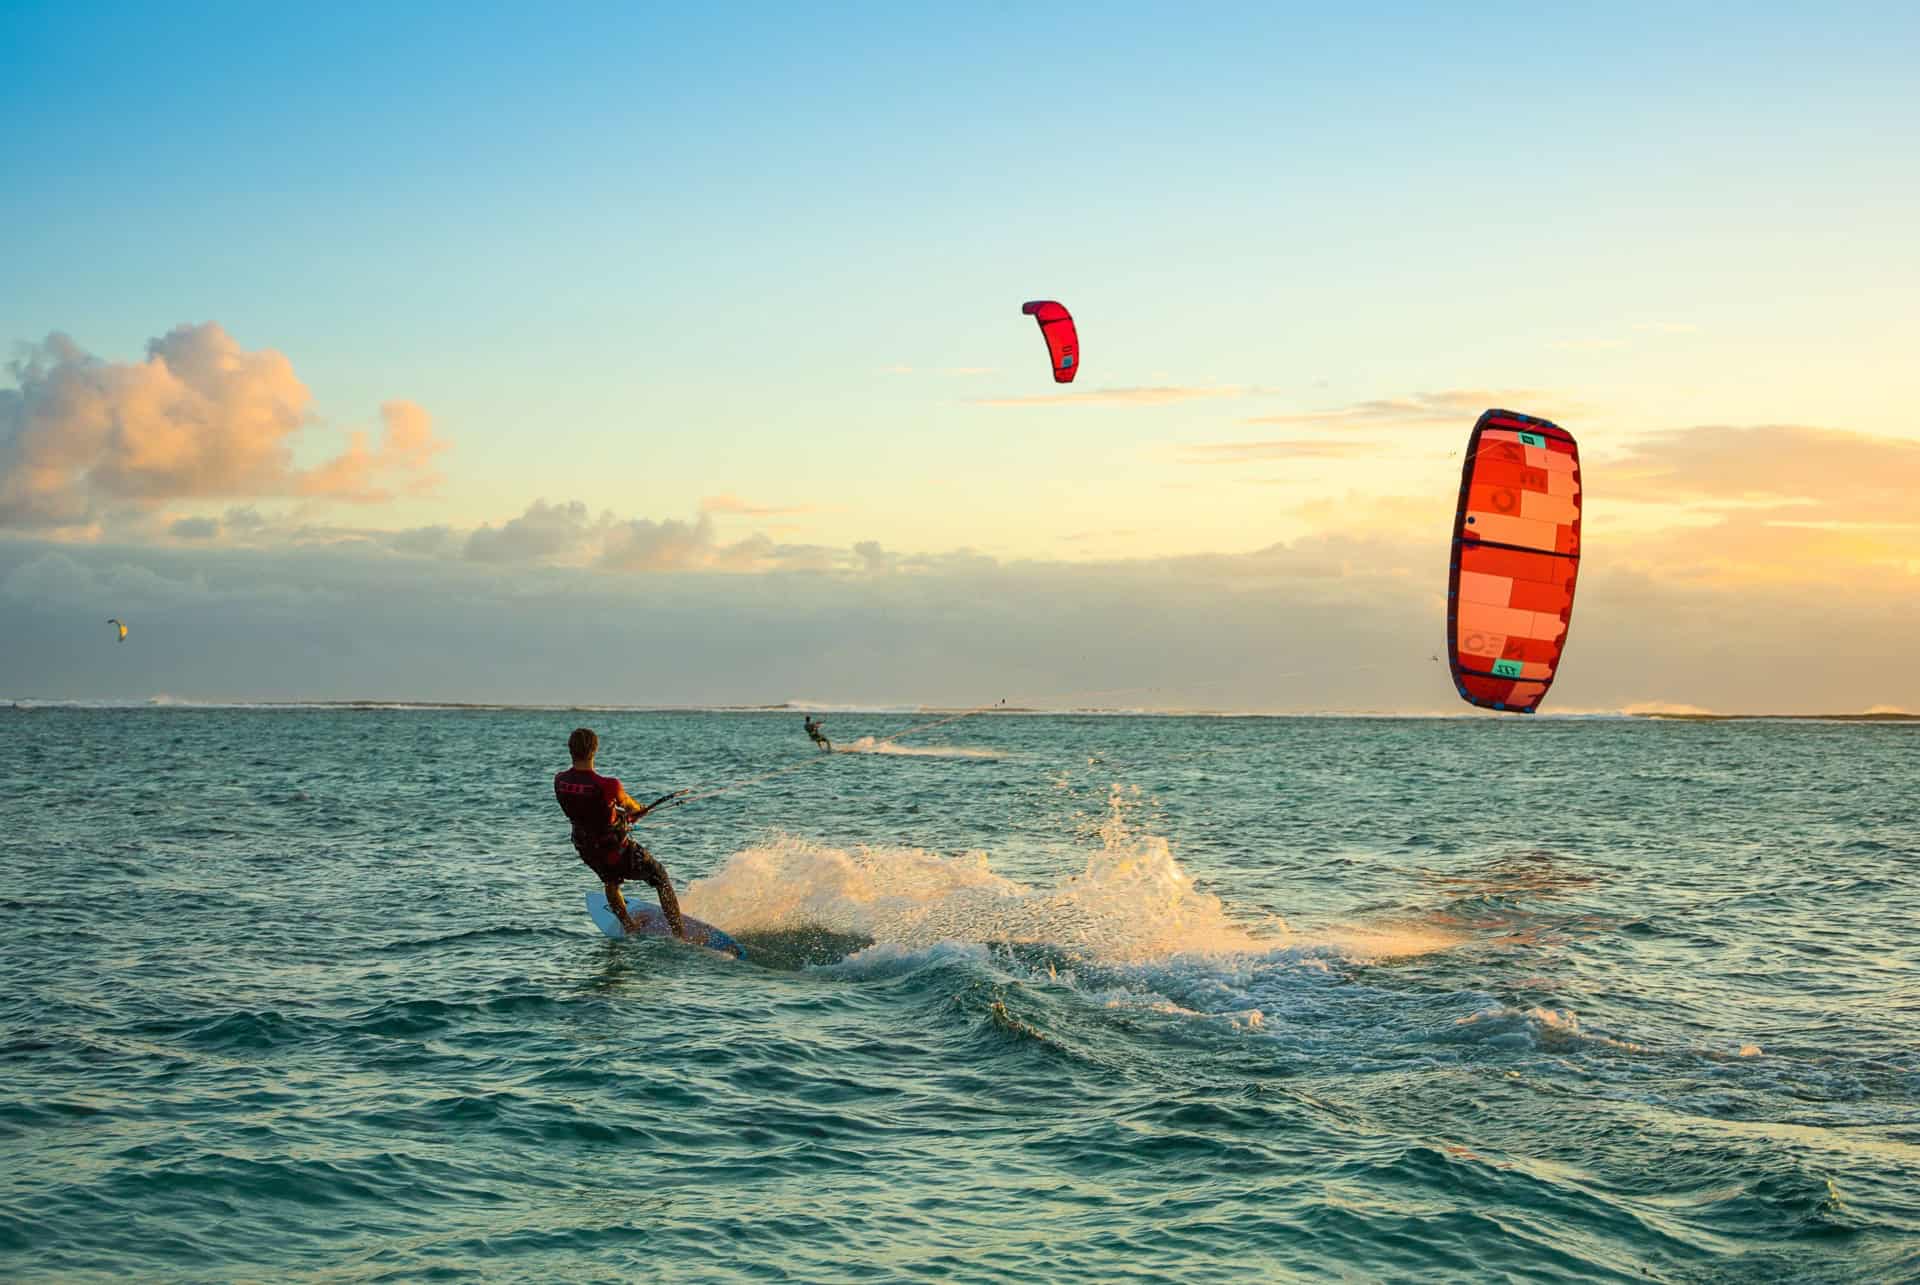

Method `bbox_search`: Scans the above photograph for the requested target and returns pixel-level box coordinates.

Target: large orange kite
[1447,409,1582,713]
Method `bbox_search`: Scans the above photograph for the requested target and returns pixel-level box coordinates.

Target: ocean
[1,706,1916,1282]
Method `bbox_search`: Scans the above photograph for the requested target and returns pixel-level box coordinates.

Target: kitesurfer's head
[568,727,598,765]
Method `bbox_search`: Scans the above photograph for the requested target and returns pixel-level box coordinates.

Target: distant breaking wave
[836,736,1003,759]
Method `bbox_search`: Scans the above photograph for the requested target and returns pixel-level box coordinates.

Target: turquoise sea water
[1,707,1916,1282]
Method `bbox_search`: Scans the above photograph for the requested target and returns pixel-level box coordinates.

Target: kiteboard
[585,890,745,959]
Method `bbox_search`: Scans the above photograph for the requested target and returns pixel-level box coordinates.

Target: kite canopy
[1020,300,1078,383]
[1446,410,1581,713]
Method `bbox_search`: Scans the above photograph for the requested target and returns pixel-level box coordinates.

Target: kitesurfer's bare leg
[604,877,641,935]
[630,843,686,939]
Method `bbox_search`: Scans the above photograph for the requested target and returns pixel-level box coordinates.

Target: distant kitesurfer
[804,715,831,752]
[553,728,686,939]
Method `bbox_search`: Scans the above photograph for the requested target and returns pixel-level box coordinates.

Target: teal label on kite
[1517,431,1545,447]
[1491,658,1524,678]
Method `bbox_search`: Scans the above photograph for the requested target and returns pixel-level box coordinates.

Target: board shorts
[577,835,668,888]
[576,834,685,933]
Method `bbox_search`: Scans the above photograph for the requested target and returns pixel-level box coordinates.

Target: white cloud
[1241,390,1578,430]
[465,499,599,564]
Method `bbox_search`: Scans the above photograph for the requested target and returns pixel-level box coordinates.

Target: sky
[2,1,1916,711]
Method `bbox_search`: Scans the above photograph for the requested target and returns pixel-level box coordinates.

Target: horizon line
[4,698,1915,723]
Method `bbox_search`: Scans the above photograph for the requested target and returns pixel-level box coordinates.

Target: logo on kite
[1020,300,1078,384]
[1443,409,1582,714]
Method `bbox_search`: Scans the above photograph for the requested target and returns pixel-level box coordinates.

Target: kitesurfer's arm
[614,786,650,820]
[604,878,641,934]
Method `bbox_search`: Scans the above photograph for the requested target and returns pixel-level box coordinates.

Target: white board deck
[585,890,745,959]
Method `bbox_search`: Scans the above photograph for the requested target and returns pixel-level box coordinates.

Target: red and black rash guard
[554,768,624,853]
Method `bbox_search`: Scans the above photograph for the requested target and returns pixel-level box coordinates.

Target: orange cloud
[297,400,448,503]
[1591,424,1920,585]
[1181,439,1384,463]
[700,492,813,517]
[1262,420,1920,590]
[0,324,444,530]
[1605,425,1920,520]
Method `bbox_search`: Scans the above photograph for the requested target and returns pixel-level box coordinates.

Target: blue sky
[3,2,1917,708]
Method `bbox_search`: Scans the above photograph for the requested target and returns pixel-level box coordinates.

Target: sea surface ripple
[1,708,1916,1281]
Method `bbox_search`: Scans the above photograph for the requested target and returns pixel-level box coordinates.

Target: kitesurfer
[804,715,831,752]
[553,728,686,938]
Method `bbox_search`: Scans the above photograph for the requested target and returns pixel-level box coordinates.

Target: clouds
[1594,424,1920,583]
[1161,391,1589,470]
[296,399,447,503]
[700,493,811,517]
[465,499,597,564]
[0,324,444,533]
[1171,395,1920,590]
[0,545,322,616]
[1229,413,1920,589]
[1180,439,1384,463]
[3,529,1913,713]
[168,516,221,540]
[461,500,822,573]
[600,514,770,572]
[1606,424,1920,521]
[1239,390,1574,430]
[973,386,1247,408]
[6,318,1915,714]
[0,533,1434,707]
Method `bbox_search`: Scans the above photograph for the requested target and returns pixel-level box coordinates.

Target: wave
[682,787,1282,967]
[1443,1004,1649,1054]
[835,736,1003,759]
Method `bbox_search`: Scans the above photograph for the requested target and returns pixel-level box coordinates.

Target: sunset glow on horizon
[3,2,1915,713]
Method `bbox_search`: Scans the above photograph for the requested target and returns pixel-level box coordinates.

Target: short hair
[568,727,599,760]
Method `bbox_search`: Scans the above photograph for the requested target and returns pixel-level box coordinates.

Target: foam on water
[835,735,1003,759]
[684,791,1280,965]
[1313,920,1467,960]
[1449,1004,1649,1054]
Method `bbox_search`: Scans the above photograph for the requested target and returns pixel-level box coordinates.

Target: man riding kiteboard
[804,715,831,752]
[553,727,686,939]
